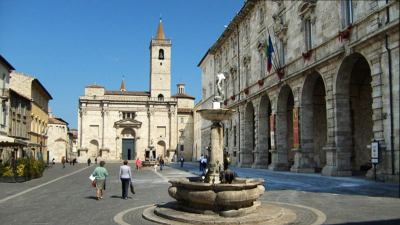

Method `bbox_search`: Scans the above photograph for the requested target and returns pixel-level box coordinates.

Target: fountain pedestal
[197,108,235,184]
[206,122,223,183]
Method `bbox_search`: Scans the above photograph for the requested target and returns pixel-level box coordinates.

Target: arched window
[159,49,164,60]
[158,94,164,101]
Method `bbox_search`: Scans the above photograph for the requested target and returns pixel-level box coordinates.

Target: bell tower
[150,18,171,98]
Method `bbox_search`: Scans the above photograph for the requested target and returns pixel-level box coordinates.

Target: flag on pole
[264,35,275,73]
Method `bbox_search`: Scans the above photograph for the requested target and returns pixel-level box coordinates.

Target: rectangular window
[89,125,99,136]
[245,65,250,88]
[342,0,353,28]
[233,126,237,147]
[225,128,228,147]
[122,112,135,119]
[157,126,166,138]
[260,53,265,78]
[279,40,286,66]
[304,19,312,51]
[180,145,184,151]
[0,102,5,126]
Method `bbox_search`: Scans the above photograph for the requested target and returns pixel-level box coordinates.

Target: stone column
[147,108,152,148]
[291,106,314,173]
[323,93,352,176]
[322,78,338,176]
[205,122,224,184]
[168,108,173,152]
[101,109,105,149]
[254,110,269,169]
[268,113,280,170]
[239,106,251,167]
[292,107,300,149]
[253,99,268,168]
[367,56,387,179]
[79,109,83,148]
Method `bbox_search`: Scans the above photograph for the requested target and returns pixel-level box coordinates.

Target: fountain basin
[197,109,235,122]
[168,177,265,217]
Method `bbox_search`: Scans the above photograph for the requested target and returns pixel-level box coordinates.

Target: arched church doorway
[301,73,327,172]
[335,53,373,175]
[157,141,166,159]
[89,140,99,158]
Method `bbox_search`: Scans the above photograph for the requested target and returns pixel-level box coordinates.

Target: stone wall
[195,0,399,182]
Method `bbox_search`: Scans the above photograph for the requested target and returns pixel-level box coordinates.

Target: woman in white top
[119,160,132,199]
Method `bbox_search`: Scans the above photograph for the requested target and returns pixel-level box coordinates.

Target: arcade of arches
[233,53,379,177]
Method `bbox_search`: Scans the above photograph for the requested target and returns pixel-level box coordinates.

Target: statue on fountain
[215,72,226,102]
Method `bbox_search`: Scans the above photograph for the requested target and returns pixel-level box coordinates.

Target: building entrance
[122,139,135,160]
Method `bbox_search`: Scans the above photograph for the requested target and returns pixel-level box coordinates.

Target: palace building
[78,20,195,162]
[194,0,399,182]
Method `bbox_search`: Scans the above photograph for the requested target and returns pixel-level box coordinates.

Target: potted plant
[0,157,45,183]
[0,165,15,182]
[258,79,264,86]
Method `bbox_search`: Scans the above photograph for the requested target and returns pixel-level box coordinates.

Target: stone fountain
[141,73,324,225]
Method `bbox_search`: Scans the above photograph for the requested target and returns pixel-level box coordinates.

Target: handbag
[91,180,96,188]
[130,181,135,194]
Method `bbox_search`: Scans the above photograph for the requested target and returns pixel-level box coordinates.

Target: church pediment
[114,119,142,128]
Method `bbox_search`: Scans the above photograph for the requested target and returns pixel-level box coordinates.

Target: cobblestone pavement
[0,162,399,225]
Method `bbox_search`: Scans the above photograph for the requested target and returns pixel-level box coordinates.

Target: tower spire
[120,77,126,92]
[156,18,166,40]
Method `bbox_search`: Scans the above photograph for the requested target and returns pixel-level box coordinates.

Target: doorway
[122,139,135,160]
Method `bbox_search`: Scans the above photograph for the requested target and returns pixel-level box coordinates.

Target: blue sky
[0,0,244,128]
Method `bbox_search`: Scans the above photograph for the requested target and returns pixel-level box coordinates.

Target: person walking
[92,161,108,200]
[201,156,208,173]
[199,154,204,171]
[135,158,141,170]
[87,158,91,166]
[119,160,133,199]
[180,156,184,167]
[95,157,97,164]
[61,157,66,168]
[159,157,165,171]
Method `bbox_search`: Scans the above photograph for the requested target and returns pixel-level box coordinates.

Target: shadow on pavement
[333,219,400,225]
[110,195,122,199]
[84,196,98,200]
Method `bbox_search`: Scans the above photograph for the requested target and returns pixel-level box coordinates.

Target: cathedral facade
[78,20,194,162]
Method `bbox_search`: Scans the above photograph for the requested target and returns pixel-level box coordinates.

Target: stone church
[78,20,194,162]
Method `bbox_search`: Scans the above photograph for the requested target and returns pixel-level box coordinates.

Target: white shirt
[119,165,132,180]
